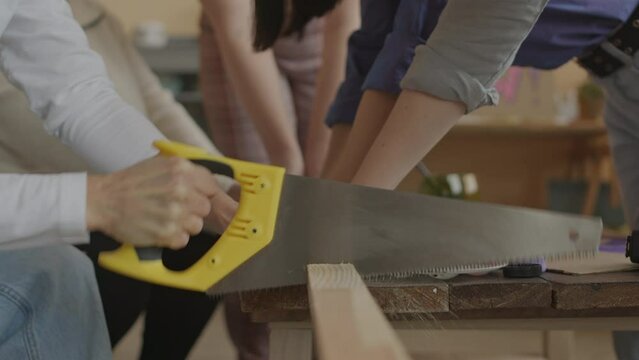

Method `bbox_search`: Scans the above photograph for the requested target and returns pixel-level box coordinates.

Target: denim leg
[0,244,111,360]
[598,50,639,360]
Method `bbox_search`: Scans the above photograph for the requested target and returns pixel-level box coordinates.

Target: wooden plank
[240,285,309,314]
[542,272,639,310]
[240,275,448,316]
[241,272,639,323]
[449,274,551,310]
[367,275,449,313]
[307,264,412,360]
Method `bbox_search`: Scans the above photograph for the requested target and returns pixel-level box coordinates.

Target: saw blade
[207,176,601,295]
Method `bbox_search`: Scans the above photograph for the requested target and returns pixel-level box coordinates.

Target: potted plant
[577,80,605,121]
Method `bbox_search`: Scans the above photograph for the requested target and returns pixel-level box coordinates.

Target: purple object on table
[599,236,628,254]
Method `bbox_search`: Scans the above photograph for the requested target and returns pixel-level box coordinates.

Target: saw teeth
[361,250,598,281]
[207,250,599,295]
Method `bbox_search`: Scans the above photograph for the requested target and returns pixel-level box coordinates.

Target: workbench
[239,270,639,359]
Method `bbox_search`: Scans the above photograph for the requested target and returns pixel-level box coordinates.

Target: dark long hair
[253,0,341,51]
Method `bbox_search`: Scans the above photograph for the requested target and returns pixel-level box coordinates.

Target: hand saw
[98,140,602,294]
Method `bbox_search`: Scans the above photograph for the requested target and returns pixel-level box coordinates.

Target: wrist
[86,174,111,232]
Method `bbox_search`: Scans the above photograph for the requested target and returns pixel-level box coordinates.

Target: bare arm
[201,0,303,174]
[304,0,360,177]
[351,90,464,189]
[350,0,548,189]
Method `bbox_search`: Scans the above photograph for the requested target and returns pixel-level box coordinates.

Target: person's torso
[362,0,638,70]
[517,0,639,68]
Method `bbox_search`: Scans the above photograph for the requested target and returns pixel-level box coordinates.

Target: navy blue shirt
[326,0,639,126]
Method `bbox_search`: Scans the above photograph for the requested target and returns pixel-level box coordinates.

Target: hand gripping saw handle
[98,140,285,292]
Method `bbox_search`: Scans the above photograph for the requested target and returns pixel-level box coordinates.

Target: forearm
[352,90,464,189]
[353,0,548,189]
[0,173,89,249]
[202,0,302,171]
[305,0,360,175]
[325,90,396,182]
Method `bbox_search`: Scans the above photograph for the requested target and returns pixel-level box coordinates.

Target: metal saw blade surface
[208,175,601,295]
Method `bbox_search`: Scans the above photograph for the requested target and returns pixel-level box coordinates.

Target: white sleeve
[0,173,89,248]
[0,0,165,172]
[0,0,166,247]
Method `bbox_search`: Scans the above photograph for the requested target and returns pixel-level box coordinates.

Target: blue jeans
[0,244,111,359]
[598,48,639,360]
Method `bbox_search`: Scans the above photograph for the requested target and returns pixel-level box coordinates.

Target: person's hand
[206,189,238,234]
[86,156,228,249]
[226,182,242,202]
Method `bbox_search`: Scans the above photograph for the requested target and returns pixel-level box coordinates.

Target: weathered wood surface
[449,274,551,310]
[241,274,449,322]
[241,270,639,322]
[542,271,639,310]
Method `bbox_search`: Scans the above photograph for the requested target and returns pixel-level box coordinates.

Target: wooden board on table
[307,264,411,360]
[241,275,449,322]
[449,274,551,311]
[542,271,639,310]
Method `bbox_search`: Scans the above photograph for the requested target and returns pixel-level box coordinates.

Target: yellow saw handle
[98,140,285,292]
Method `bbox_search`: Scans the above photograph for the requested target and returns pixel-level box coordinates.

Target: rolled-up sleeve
[400,0,549,112]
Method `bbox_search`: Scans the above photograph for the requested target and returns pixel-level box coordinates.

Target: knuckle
[190,195,211,215]
[168,157,190,175]
[158,222,178,238]
[170,182,188,201]
[169,234,189,250]
[189,217,204,234]
[201,198,212,215]
[166,202,184,220]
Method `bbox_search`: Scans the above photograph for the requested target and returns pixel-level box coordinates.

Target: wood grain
[241,271,639,323]
[449,274,551,311]
[307,264,411,360]
[240,275,448,316]
[542,272,639,310]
